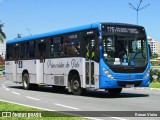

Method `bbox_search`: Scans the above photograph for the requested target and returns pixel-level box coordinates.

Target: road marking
[26,96,40,101]
[102,114,128,120]
[55,103,80,110]
[2,84,4,86]
[0,99,55,111]
[12,91,21,95]
[5,82,8,84]
[110,117,128,120]
[3,86,10,91]
[85,117,104,120]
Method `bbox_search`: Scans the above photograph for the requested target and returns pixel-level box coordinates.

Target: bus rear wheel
[22,73,38,90]
[70,75,82,95]
[107,88,122,96]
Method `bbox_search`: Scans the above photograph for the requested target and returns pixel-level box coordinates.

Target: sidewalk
[135,87,160,92]
[0,75,5,78]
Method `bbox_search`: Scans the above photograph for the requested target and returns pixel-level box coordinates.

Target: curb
[135,87,160,92]
[0,75,5,78]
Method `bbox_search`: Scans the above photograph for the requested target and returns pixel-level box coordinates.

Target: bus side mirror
[148,44,151,57]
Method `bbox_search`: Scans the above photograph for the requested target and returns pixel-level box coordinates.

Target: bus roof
[6,22,144,44]
[6,23,102,44]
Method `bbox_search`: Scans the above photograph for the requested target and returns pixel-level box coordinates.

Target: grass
[149,82,160,88]
[0,101,85,120]
[0,65,5,70]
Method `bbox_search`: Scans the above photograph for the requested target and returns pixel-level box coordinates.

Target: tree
[151,53,158,59]
[0,20,6,43]
[16,33,22,38]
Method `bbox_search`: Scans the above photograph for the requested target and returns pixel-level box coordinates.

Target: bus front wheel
[70,75,82,95]
[107,88,122,96]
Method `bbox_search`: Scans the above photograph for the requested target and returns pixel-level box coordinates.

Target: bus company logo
[2,112,11,117]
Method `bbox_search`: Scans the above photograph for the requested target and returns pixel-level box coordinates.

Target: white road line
[101,114,128,120]
[12,91,21,95]
[26,96,40,101]
[110,117,128,120]
[3,86,10,91]
[84,117,104,120]
[5,82,8,84]
[55,103,80,110]
[2,84,4,86]
[0,99,55,111]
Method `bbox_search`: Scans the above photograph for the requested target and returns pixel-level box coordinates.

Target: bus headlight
[103,68,114,79]
[144,69,150,79]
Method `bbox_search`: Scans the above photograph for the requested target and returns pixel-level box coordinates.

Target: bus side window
[6,44,13,60]
[30,41,35,58]
[26,41,29,59]
[26,41,35,59]
[20,42,25,59]
[50,38,54,57]
[13,43,19,61]
[65,40,79,56]
[50,37,63,57]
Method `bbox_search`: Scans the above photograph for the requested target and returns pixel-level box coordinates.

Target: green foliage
[0,20,6,43]
[150,83,160,88]
[150,69,160,83]
[151,53,158,59]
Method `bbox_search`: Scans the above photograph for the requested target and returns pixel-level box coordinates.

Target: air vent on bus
[54,76,64,86]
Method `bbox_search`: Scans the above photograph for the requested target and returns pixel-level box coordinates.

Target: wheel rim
[23,75,28,88]
[72,80,80,91]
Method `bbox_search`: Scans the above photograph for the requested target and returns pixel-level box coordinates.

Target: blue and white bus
[5,23,150,96]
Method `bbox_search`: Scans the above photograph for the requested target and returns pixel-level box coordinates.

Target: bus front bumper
[99,76,150,89]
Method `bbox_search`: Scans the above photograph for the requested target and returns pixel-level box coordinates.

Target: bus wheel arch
[68,70,82,95]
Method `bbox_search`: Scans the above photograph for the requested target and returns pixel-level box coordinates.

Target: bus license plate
[126,84,134,88]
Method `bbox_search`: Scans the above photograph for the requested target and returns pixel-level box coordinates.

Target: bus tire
[22,73,38,90]
[107,88,122,96]
[22,73,30,90]
[70,75,81,95]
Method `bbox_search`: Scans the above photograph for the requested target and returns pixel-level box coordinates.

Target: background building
[0,43,6,59]
[148,37,160,56]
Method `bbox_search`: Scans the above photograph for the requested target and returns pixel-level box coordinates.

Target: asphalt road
[0,77,160,120]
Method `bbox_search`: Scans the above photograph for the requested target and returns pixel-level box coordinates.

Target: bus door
[85,36,96,88]
[37,41,46,84]
[13,43,19,82]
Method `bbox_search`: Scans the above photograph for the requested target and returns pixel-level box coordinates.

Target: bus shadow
[84,91,149,98]
[8,85,149,98]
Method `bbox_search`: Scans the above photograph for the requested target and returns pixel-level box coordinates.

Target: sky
[0,0,159,41]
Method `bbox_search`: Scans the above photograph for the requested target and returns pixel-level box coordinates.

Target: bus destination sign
[106,26,139,34]
[102,25,145,34]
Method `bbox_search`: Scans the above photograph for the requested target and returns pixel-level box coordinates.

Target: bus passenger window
[50,37,62,57]
[6,44,13,60]
[20,42,25,59]
[65,40,79,56]
[50,39,54,57]
[26,41,35,59]
[13,44,19,61]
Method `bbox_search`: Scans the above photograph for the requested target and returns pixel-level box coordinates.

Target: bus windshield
[102,35,148,67]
